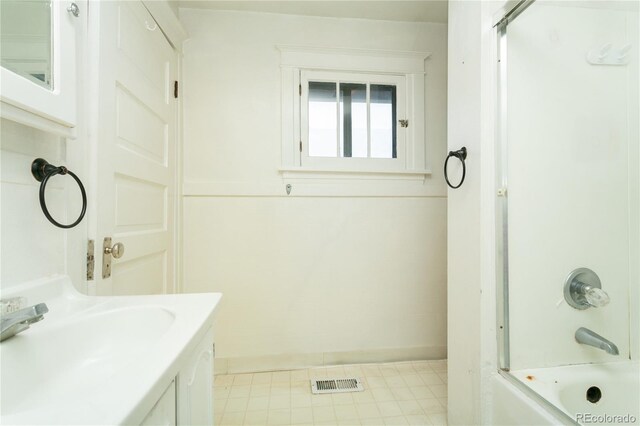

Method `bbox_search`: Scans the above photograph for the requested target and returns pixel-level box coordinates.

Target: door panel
[117,2,172,94]
[115,87,168,165]
[114,175,166,232]
[112,251,167,296]
[92,1,176,296]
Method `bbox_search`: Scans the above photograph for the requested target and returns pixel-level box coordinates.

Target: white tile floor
[214,360,448,426]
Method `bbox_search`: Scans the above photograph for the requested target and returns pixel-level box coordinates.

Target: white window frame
[301,70,406,172]
[279,45,431,177]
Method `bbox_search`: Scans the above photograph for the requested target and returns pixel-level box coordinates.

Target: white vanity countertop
[0,275,222,425]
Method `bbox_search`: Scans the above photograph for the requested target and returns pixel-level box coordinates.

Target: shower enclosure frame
[493,2,582,423]
[494,0,536,373]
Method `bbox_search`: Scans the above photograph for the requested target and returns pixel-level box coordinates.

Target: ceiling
[177,1,448,24]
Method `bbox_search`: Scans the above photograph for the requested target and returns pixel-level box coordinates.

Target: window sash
[300,70,407,172]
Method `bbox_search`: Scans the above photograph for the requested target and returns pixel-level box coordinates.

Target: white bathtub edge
[491,371,577,426]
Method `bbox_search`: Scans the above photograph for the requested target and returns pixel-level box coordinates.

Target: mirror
[0,0,53,90]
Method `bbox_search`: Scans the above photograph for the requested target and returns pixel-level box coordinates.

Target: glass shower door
[496,0,639,423]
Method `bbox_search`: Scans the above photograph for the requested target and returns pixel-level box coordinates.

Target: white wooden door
[91,1,177,296]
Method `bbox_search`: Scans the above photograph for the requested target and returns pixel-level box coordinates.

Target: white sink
[0,275,222,425]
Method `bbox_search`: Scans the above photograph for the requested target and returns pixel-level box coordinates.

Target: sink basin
[0,275,222,425]
[1,305,175,415]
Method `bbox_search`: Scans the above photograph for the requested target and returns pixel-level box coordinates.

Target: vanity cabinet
[140,327,214,426]
[141,381,177,426]
[177,327,215,425]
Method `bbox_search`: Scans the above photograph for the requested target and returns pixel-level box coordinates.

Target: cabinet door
[0,0,80,131]
[177,327,214,425]
[141,380,176,426]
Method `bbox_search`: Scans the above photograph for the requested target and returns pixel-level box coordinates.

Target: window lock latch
[399,119,409,128]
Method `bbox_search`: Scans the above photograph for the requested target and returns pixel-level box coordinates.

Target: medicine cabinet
[0,0,80,137]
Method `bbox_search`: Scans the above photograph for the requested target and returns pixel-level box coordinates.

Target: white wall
[446,1,497,424]
[0,118,87,292]
[180,9,448,370]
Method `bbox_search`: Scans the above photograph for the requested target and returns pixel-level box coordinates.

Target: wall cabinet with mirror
[0,0,80,137]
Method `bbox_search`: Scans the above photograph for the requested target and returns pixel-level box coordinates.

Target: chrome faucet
[575,327,619,355]
[0,303,49,342]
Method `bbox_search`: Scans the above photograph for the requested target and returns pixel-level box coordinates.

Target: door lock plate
[102,237,125,279]
[103,237,113,279]
[87,240,95,281]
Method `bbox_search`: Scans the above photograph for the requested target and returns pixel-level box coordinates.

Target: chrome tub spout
[575,327,619,355]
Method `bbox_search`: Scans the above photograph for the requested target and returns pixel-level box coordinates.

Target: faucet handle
[564,268,609,310]
[0,297,27,315]
[584,286,610,308]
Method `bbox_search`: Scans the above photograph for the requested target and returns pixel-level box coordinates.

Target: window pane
[339,83,367,158]
[370,84,397,159]
[308,82,338,157]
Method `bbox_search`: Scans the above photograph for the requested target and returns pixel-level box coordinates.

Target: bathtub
[494,361,639,425]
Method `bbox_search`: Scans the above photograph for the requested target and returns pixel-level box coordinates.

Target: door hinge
[299,84,302,96]
[299,141,302,152]
[174,80,178,99]
[87,239,95,281]
[399,119,409,128]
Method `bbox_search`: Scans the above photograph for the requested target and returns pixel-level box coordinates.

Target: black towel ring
[444,147,467,189]
[31,158,87,229]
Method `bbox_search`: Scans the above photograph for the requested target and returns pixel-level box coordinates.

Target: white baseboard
[214,346,447,375]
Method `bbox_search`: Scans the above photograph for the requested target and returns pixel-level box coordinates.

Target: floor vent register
[311,378,364,394]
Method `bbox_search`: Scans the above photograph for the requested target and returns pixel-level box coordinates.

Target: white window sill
[278,167,432,180]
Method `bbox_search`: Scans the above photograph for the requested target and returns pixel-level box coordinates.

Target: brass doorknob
[104,242,125,259]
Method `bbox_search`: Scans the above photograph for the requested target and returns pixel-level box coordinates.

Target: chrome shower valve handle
[563,267,610,310]
[582,285,610,308]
